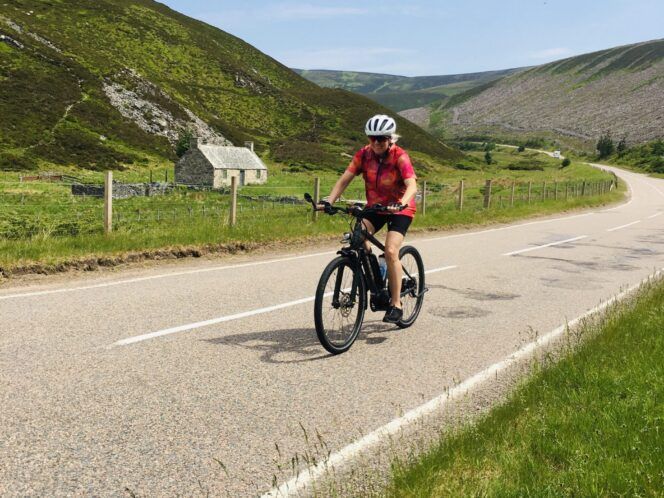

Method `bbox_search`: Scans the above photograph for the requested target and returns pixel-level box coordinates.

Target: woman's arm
[400,177,417,206]
[326,170,356,204]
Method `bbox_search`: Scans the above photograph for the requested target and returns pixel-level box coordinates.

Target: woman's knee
[384,243,400,261]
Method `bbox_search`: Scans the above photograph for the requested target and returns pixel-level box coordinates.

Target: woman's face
[368,135,391,155]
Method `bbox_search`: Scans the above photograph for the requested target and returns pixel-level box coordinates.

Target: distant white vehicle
[552,150,562,158]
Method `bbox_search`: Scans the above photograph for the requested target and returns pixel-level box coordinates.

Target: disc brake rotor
[339,293,354,317]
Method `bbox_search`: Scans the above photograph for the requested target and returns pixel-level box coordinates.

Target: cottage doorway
[240,170,246,186]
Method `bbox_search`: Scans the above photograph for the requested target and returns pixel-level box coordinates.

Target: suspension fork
[332,257,361,308]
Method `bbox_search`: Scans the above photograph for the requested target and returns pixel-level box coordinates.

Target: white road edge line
[113,265,458,346]
[647,212,662,219]
[502,235,588,257]
[606,220,641,232]
[1,210,591,301]
[262,268,664,498]
[0,250,336,301]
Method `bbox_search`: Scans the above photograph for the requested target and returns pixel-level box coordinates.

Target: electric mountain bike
[304,193,427,354]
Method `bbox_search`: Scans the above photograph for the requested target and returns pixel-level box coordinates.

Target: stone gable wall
[175,150,214,186]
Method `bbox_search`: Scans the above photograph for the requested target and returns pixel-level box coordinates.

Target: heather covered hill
[0,0,459,173]
[431,39,664,147]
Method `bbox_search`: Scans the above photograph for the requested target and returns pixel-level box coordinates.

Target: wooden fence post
[565,182,569,200]
[421,180,427,216]
[581,181,587,196]
[510,181,516,207]
[104,171,113,234]
[230,175,237,227]
[527,181,532,204]
[457,180,464,211]
[483,179,492,208]
[554,181,558,200]
[313,177,320,222]
[542,181,547,201]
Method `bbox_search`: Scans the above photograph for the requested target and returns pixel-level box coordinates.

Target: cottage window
[222,169,228,179]
[256,170,262,179]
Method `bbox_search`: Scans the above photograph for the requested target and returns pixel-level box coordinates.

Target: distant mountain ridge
[0,0,459,173]
[295,67,524,112]
[429,38,664,146]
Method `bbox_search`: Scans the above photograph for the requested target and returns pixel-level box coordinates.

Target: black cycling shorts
[362,213,412,236]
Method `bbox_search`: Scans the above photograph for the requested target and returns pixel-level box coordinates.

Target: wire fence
[0,175,617,241]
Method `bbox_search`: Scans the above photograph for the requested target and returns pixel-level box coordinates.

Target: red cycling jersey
[345,144,417,218]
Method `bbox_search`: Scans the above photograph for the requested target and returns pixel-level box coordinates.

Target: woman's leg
[384,230,405,308]
[361,218,376,252]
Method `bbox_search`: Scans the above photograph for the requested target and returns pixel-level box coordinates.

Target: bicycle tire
[396,245,425,328]
[314,256,366,354]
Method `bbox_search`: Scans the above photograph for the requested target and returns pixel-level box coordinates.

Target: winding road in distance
[1,163,663,496]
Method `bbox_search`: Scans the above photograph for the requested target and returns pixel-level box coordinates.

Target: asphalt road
[1,164,663,496]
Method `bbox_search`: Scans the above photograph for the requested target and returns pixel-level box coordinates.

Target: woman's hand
[315,201,332,212]
[387,202,407,212]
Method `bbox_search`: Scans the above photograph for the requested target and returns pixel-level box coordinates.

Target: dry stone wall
[72,182,175,199]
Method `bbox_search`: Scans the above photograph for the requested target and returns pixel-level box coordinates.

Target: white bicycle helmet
[365,114,397,136]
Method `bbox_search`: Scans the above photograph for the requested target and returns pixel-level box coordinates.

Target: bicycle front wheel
[397,245,425,328]
[314,256,366,354]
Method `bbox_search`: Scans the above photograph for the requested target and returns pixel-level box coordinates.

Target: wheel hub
[339,293,354,317]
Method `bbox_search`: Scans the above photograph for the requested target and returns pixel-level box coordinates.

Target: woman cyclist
[318,114,418,324]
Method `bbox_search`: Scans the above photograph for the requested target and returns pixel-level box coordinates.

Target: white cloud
[268,4,368,20]
[529,47,572,59]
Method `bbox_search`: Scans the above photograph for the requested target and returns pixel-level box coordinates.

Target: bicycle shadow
[203,320,397,364]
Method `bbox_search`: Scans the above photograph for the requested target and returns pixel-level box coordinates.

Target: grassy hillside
[295,68,523,112]
[430,39,664,148]
[0,0,460,174]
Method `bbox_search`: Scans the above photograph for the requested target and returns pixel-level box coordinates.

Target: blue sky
[159,0,663,76]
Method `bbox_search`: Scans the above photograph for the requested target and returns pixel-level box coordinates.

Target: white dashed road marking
[607,220,641,232]
[502,235,588,256]
[114,265,458,346]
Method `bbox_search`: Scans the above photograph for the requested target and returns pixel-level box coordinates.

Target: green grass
[388,278,664,497]
[0,162,622,271]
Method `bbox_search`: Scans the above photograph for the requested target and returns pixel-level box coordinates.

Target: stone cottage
[175,139,268,187]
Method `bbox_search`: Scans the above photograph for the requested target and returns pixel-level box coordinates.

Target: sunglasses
[369,136,391,143]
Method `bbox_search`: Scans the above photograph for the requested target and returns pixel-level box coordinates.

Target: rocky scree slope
[0,0,459,173]
[432,39,664,145]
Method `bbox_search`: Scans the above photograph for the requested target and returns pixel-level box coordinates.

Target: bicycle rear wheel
[314,256,366,354]
[397,245,425,328]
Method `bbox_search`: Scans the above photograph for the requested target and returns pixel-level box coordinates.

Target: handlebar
[304,193,405,217]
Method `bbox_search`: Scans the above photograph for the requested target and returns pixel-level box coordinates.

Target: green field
[388,277,664,497]
[0,148,621,275]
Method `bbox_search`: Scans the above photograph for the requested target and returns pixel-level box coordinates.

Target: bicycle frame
[303,192,419,308]
[338,217,416,305]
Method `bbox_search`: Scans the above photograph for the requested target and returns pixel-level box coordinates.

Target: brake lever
[304,192,329,212]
